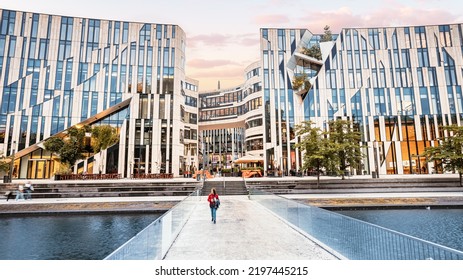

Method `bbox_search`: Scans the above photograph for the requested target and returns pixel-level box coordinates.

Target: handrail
[104,187,201,260]
[248,186,463,260]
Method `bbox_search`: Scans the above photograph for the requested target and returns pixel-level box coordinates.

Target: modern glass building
[0,9,198,179]
[262,24,463,176]
[198,61,263,173]
[260,28,322,175]
[3,7,460,179]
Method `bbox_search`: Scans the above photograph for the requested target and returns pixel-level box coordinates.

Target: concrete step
[1,181,202,199]
[247,177,462,194]
[202,180,247,195]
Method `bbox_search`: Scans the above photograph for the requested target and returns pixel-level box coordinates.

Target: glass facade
[198,62,263,172]
[3,8,460,179]
[261,28,309,175]
[0,9,196,178]
[291,25,463,175]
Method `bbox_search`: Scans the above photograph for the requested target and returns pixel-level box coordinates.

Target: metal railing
[104,187,201,260]
[248,187,463,260]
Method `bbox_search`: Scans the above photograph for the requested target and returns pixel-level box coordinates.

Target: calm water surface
[0,213,161,260]
[335,208,463,252]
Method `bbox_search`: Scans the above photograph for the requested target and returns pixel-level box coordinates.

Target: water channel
[0,213,161,260]
[1,208,462,259]
[334,208,463,252]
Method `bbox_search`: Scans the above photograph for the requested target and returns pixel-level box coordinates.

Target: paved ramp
[164,196,337,260]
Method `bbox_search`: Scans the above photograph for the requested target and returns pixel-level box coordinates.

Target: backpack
[210,196,220,208]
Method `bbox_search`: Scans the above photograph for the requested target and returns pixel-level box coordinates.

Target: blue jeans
[15,191,24,201]
[210,206,217,222]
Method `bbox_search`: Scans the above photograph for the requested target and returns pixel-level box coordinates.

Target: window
[439,25,452,47]
[404,27,411,48]
[122,22,129,43]
[1,10,16,35]
[414,26,427,48]
[368,29,380,49]
[156,25,162,39]
[139,24,151,46]
[417,48,429,67]
[114,22,120,44]
[262,29,268,40]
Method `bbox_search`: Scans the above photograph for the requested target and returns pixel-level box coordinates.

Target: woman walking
[207,188,220,224]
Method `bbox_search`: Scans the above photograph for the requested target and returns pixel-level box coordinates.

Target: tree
[90,125,119,173]
[43,137,65,155]
[43,126,87,173]
[296,121,334,187]
[0,152,12,173]
[328,119,363,180]
[292,73,312,93]
[301,44,322,60]
[320,25,333,42]
[422,125,463,186]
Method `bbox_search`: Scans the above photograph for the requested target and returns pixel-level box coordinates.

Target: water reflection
[335,208,463,252]
[0,213,161,260]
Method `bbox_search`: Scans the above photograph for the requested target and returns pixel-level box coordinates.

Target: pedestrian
[5,190,14,201]
[207,188,220,224]
[24,181,34,200]
[15,185,25,201]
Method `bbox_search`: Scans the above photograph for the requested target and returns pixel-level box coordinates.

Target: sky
[2,0,463,91]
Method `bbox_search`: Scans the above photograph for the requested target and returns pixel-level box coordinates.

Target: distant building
[198,61,263,173]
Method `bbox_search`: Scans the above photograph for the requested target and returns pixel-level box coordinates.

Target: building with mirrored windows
[0,8,198,179]
[262,24,463,176]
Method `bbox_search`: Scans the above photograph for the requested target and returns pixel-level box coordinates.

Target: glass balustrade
[249,188,463,260]
[104,188,201,260]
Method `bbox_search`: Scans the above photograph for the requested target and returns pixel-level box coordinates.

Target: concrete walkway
[164,195,338,260]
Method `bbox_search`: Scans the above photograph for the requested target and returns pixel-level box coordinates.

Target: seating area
[53,173,176,180]
[192,170,213,179]
[55,174,122,180]
[130,173,174,179]
[241,169,263,178]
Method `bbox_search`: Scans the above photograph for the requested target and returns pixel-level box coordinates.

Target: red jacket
[207,193,219,207]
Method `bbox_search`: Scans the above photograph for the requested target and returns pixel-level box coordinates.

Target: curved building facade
[0,9,198,178]
[198,61,263,172]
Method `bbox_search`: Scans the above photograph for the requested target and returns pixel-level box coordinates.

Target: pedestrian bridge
[105,186,463,260]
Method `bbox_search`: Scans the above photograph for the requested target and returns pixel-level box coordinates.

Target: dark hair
[211,188,217,195]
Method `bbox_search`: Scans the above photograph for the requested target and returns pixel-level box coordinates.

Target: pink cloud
[187,33,231,48]
[237,33,260,46]
[188,59,239,69]
[253,14,290,25]
[299,6,460,34]
[192,67,244,78]
[187,32,260,49]
[188,66,246,91]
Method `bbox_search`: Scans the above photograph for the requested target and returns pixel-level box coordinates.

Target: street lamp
[8,141,16,182]
[373,140,379,178]
[412,154,423,174]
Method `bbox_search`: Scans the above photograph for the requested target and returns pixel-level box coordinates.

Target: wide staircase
[1,181,202,199]
[245,176,462,194]
[201,179,248,196]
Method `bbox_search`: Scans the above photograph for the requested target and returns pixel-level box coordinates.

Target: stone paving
[164,195,338,260]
